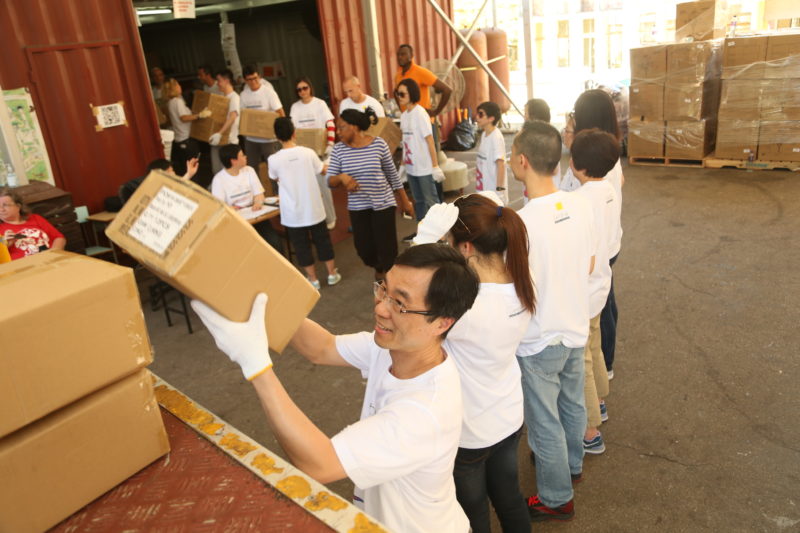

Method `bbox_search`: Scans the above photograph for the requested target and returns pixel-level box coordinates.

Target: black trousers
[286,221,334,267]
[171,138,199,177]
[349,207,397,274]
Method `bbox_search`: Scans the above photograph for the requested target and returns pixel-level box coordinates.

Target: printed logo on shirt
[554,201,571,224]
[475,166,484,191]
[403,141,413,166]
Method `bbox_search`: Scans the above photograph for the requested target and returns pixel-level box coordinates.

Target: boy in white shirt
[474,101,508,204]
[209,69,241,175]
[571,129,620,456]
[190,244,480,533]
[510,120,597,522]
[240,65,285,172]
[268,117,341,290]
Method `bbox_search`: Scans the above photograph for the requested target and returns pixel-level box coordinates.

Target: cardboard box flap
[367,117,402,154]
[190,90,231,144]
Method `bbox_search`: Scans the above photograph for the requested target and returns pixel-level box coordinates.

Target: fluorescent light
[137,8,172,15]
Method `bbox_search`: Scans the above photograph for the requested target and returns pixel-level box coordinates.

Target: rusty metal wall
[0,0,163,212]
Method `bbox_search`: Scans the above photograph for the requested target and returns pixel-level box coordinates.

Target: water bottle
[6,164,17,187]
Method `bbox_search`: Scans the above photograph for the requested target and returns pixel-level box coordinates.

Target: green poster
[3,87,54,184]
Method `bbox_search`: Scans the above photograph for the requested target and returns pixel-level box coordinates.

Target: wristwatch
[496,186,506,191]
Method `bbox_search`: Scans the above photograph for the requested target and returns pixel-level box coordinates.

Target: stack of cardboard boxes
[0,251,169,532]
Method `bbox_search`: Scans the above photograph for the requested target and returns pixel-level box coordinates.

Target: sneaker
[607,369,614,380]
[583,433,606,454]
[527,495,575,522]
[600,400,608,423]
[308,278,321,290]
[327,270,342,286]
[401,232,417,243]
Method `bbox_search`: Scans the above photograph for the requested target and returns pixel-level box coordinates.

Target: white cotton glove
[432,166,446,183]
[325,144,333,156]
[476,190,505,206]
[412,202,459,245]
[191,293,272,380]
[198,108,212,119]
[209,132,222,146]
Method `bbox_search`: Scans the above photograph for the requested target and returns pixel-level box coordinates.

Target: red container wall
[318,0,457,137]
[0,0,163,212]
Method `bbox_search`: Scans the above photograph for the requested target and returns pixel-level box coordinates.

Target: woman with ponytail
[413,193,534,533]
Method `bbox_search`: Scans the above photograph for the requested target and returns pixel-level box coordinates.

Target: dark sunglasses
[395,90,408,97]
[476,110,486,117]
[296,85,310,92]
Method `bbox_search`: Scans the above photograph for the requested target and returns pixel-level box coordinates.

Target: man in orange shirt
[394,44,453,120]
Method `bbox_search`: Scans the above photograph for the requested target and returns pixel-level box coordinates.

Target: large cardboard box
[758,121,800,162]
[0,251,152,438]
[663,79,721,121]
[666,41,722,85]
[366,117,403,154]
[628,120,665,158]
[630,83,664,120]
[239,109,279,139]
[105,171,319,353]
[675,1,728,42]
[630,45,667,82]
[715,120,760,159]
[295,128,329,156]
[666,119,716,159]
[190,90,231,144]
[718,79,765,120]
[764,33,800,79]
[721,36,768,79]
[760,78,800,121]
[0,370,169,533]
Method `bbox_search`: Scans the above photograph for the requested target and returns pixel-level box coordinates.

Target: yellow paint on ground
[276,475,312,499]
[219,433,257,457]
[251,453,284,476]
[349,513,387,533]
[154,386,215,426]
[305,491,348,512]
[199,422,224,435]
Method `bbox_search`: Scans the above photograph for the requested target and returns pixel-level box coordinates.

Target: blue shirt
[327,137,401,211]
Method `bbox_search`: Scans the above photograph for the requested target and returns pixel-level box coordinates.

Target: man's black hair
[571,128,620,178]
[219,144,241,169]
[477,101,502,126]
[513,120,562,176]
[216,69,234,83]
[146,158,172,172]
[398,43,414,56]
[274,117,295,142]
[243,65,258,77]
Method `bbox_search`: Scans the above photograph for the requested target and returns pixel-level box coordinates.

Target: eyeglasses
[373,280,432,316]
[395,90,408,97]
[296,85,310,93]
[244,76,259,82]
[476,111,486,118]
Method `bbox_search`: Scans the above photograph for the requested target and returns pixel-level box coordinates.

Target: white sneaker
[607,369,614,380]
[327,270,342,286]
[309,278,321,290]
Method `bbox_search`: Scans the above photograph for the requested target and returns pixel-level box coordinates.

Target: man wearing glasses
[191,244,479,532]
[239,65,285,173]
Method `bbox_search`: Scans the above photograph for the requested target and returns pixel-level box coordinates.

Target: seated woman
[0,187,66,260]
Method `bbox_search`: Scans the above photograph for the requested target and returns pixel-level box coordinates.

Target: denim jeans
[517,343,586,508]
[601,253,619,371]
[407,173,439,221]
[453,427,530,533]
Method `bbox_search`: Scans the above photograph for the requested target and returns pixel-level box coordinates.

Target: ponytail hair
[451,195,535,313]
[340,108,378,131]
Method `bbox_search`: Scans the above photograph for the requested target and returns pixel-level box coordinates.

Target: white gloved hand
[209,132,222,146]
[198,107,212,119]
[412,202,459,245]
[325,144,333,156]
[191,293,272,380]
[476,190,505,206]
[496,188,509,205]
[431,166,446,183]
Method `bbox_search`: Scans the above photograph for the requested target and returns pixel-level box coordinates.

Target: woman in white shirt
[165,78,203,176]
[413,193,534,533]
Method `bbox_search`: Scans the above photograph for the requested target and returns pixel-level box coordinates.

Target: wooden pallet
[628,156,704,168]
[702,154,800,171]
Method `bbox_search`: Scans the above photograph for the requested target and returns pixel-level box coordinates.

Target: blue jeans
[517,343,586,508]
[453,427,530,533]
[407,173,439,221]
[601,253,619,371]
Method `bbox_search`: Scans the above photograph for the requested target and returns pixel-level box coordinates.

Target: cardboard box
[722,36,768,79]
[764,33,800,79]
[239,108,279,139]
[760,78,800,121]
[758,121,800,162]
[0,370,169,533]
[366,117,403,154]
[715,120,759,159]
[105,171,319,353]
[628,120,665,158]
[675,1,728,42]
[666,119,716,159]
[663,79,721,121]
[190,90,231,144]
[0,251,152,438]
[718,79,765,120]
[667,41,722,85]
[630,45,667,82]
[629,83,664,120]
[295,128,328,156]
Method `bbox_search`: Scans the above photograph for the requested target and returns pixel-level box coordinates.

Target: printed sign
[129,186,198,255]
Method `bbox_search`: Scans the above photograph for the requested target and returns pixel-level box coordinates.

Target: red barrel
[457,29,489,114]
[483,27,510,113]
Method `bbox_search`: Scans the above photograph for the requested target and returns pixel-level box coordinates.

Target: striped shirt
[327,137,401,211]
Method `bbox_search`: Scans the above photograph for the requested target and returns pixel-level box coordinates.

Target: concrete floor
[143,145,800,532]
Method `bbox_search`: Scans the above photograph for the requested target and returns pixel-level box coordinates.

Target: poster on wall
[173,0,196,19]
[2,88,55,185]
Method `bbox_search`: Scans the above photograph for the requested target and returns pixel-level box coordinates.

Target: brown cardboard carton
[630,45,667,82]
[190,90,231,144]
[629,83,664,120]
[718,79,765,120]
[666,41,722,85]
[721,36,768,79]
[758,121,800,161]
[675,1,728,42]
[295,128,329,156]
[628,120,665,158]
[715,120,759,159]
[0,370,169,533]
[666,119,716,159]
[239,109,279,139]
[663,79,721,121]
[366,117,403,154]
[764,33,800,79]
[104,171,319,353]
[760,78,800,121]
[0,251,152,438]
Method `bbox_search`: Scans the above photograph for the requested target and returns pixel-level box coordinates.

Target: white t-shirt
[605,159,623,256]
[210,165,263,209]
[444,283,529,449]
[290,97,334,130]
[203,81,223,95]
[401,105,434,176]
[223,91,240,141]
[240,82,283,142]
[575,180,617,317]
[167,97,192,142]
[331,332,469,533]
[525,162,561,206]
[267,146,325,228]
[517,190,597,355]
[339,95,386,117]
[555,165,581,192]
[475,127,505,192]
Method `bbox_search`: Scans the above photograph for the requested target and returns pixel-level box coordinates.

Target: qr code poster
[92,101,127,131]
